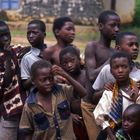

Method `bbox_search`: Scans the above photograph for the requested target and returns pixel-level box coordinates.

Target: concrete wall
[19,0,104,25]
[1,0,135,24]
[116,0,135,23]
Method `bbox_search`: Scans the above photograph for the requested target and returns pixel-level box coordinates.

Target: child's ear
[31,78,35,85]
[98,23,103,30]
[54,29,59,36]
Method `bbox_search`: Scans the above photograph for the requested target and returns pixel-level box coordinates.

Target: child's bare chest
[95,47,114,67]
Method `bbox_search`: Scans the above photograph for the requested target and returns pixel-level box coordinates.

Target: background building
[0,0,136,24]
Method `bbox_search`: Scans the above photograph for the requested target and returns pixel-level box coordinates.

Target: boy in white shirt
[94,52,140,140]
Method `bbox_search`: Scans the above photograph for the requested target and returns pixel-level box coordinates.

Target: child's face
[27,23,45,47]
[111,57,130,82]
[33,67,54,94]
[0,25,11,49]
[119,35,139,60]
[122,108,140,134]
[56,22,75,44]
[61,53,80,75]
[100,15,120,40]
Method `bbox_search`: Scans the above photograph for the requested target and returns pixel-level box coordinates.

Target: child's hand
[54,75,69,84]
[71,113,83,125]
[52,65,67,77]
[104,82,114,91]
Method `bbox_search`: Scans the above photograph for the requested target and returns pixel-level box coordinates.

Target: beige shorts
[81,99,100,140]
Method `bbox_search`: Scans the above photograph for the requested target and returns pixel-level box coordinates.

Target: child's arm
[52,65,87,97]
[93,90,113,136]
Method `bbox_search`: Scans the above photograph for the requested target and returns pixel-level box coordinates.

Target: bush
[133,0,140,26]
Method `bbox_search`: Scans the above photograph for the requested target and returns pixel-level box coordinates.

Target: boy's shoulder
[86,41,99,49]
[85,41,102,55]
[21,49,32,60]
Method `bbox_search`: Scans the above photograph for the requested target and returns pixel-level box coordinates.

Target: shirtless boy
[82,10,120,140]
[85,10,120,84]
[43,16,75,65]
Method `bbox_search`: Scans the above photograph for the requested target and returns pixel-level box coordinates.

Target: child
[82,10,121,140]
[59,45,86,87]
[59,46,89,140]
[94,52,140,140]
[85,10,120,83]
[92,32,140,104]
[19,60,87,140]
[0,21,25,140]
[43,16,77,65]
[20,19,47,91]
[116,104,140,140]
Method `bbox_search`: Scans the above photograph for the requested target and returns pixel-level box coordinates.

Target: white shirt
[20,47,42,80]
[93,89,140,130]
[92,64,140,90]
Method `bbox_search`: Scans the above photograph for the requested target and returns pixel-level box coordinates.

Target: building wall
[103,0,135,23]
[116,0,135,23]
[1,0,135,24]
[19,0,103,25]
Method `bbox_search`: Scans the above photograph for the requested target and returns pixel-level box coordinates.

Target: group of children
[0,10,140,140]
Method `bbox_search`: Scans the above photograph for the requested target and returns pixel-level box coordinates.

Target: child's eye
[122,65,128,68]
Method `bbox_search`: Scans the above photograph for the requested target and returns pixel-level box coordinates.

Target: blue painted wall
[0,0,20,10]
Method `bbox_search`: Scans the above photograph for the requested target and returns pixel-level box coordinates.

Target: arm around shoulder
[42,47,53,61]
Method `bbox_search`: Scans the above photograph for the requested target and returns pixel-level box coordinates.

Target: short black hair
[59,45,80,64]
[31,60,52,79]
[116,32,136,45]
[124,104,140,118]
[110,52,132,67]
[98,10,119,24]
[52,17,73,37]
[28,19,46,33]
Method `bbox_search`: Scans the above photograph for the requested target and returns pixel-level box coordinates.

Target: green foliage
[133,0,140,26]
